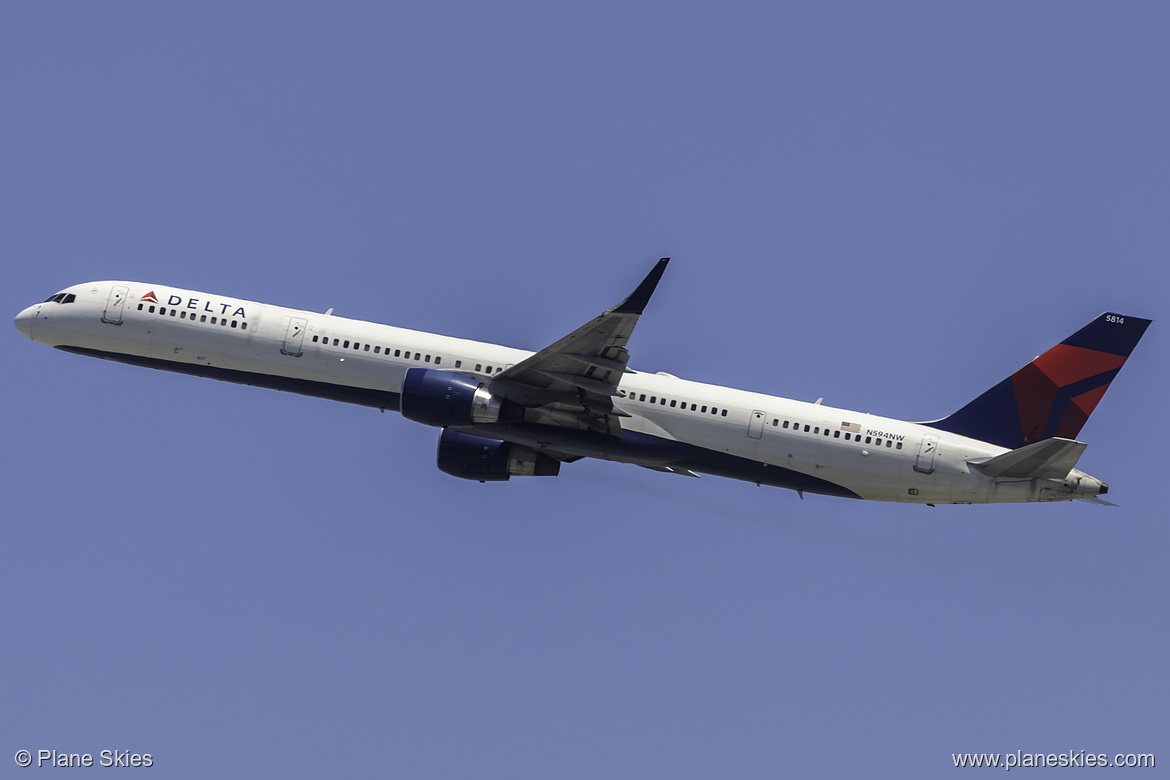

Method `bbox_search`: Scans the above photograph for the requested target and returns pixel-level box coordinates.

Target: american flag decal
[840,421,861,433]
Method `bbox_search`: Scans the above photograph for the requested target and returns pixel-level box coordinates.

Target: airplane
[14,259,1151,505]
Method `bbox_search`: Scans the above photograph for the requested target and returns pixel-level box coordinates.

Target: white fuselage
[15,281,1107,504]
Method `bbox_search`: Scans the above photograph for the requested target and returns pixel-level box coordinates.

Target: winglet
[611,258,670,315]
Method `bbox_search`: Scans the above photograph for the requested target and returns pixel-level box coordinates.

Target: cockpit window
[43,292,77,304]
[63,293,76,304]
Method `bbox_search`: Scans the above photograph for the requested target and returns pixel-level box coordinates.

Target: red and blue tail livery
[929,313,1151,450]
[14,264,1153,505]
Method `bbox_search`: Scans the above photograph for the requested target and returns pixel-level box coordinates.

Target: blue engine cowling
[400,368,504,427]
[436,430,561,482]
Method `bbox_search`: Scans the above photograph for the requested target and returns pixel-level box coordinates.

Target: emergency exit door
[281,317,307,357]
[748,410,766,439]
[102,285,128,325]
[914,434,939,474]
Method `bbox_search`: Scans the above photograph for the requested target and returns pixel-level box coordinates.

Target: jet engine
[400,367,507,427]
[436,429,560,482]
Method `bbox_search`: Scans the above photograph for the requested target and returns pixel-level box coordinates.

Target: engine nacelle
[436,429,561,482]
[400,368,502,427]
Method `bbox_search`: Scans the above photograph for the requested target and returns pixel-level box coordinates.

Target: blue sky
[3,3,1166,776]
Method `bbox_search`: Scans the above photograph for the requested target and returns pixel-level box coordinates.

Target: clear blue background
[3,3,1166,776]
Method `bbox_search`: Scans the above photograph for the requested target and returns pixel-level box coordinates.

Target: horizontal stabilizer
[970,438,1087,480]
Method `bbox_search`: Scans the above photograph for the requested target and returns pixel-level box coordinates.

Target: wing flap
[970,437,1087,480]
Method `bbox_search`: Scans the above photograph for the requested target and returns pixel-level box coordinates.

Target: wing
[489,258,669,436]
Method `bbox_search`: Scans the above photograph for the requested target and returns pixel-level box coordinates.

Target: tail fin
[928,313,1151,449]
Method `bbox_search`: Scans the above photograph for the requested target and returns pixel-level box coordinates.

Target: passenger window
[425,355,431,363]
[833,430,840,438]
[701,406,707,413]
[691,404,697,411]
[313,335,319,343]
[201,315,207,323]
[814,427,820,434]
[823,428,829,435]
[415,353,422,361]
[435,356,441,365]
[670,400,676,408]
[364,344,370,352]
[783,421,789,428]
[403,351,410,359]
[148,305,155,313]
[373,345,379,353]
[211,316,217,324]
[650,396,657,404]
[475,364,482,371]
[639,394,646,402]
[896,442,903,450]
[231,320,238,328]
[485,365,492,372]
[180,311,186,319]
[845,433,851,440]
[395,350,401,357]
[865,436,872,444]
[221,319,228,326]
[241,322,247,331]
[137,303,144,311]
[721,409,728,417]
[455,360,462,368]
[660,398,666,405]
[885,439,893,448]
[170,309,177,317]
[804,425,810,432]
[343,340,349,348]
[160,307,167,315]
[333,339,340,346]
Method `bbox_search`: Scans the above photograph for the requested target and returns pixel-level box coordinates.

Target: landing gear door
[102,285,128,325]
[748,410,766,439]
[281,317,307,357]
[914,434,939,474]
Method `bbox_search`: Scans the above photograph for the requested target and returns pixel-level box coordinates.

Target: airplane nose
[14,306,37,340]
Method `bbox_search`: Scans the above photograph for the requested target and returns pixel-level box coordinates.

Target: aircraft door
[914,434,939,474]
[748,410,766,439]
[281,317,307,357]
[102,285,129,324]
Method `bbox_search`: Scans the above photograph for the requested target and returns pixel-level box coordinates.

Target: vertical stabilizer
[928,313,1151,449]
